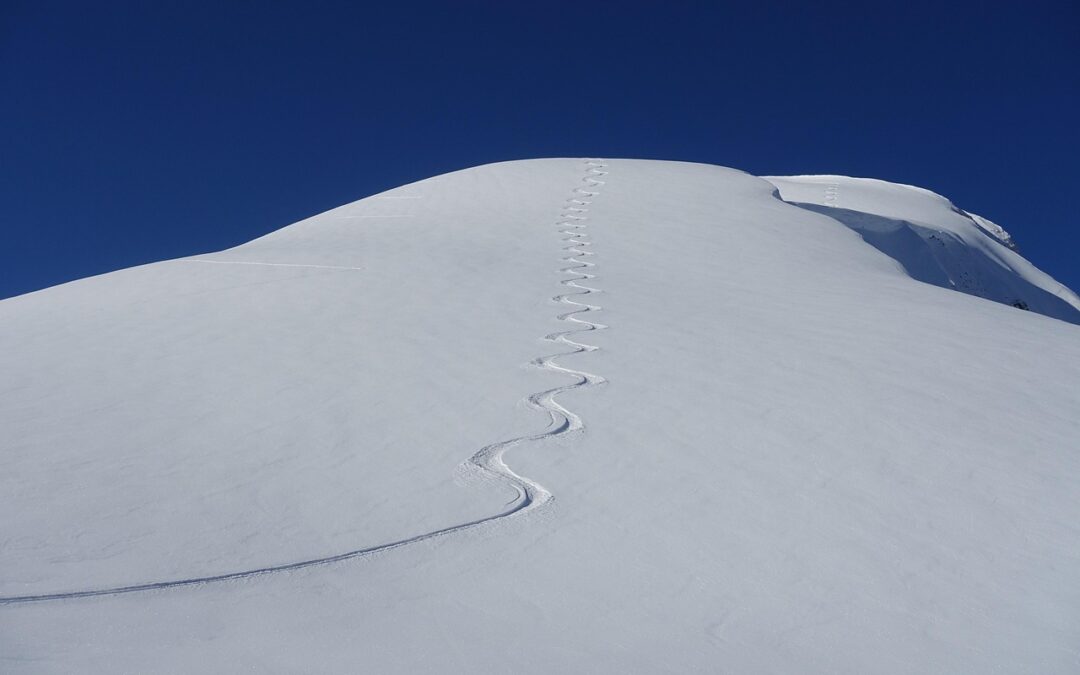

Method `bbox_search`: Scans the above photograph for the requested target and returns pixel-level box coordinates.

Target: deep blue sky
[2,1,1077,299]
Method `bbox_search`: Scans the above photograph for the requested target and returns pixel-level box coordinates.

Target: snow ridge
[0,159,609,605]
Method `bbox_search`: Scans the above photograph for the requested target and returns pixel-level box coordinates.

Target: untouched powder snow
[1,159,1079,673]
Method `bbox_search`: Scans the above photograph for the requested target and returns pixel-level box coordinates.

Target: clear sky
[2,0,1077,300]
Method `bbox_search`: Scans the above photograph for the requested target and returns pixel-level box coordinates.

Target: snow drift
[1,159,1078,673]
[764,174,1080,324]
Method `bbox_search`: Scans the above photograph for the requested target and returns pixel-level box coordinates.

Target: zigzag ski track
[0,159,610,605]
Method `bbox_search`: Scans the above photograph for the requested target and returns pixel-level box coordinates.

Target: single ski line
[0,159,609,606]
[183,260,365,271]
[333,215,414,220]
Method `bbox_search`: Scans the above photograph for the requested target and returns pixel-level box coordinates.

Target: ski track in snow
[0,159,609,605]
[183,260,366,271]
[823,181,840,208]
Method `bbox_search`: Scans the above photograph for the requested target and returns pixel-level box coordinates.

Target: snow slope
[2,159,1079,673]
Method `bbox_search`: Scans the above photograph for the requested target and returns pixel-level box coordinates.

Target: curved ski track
[0,159,609,605]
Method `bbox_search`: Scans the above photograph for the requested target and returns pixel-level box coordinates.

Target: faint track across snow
[183,259,365,271]
[0,159,609,605]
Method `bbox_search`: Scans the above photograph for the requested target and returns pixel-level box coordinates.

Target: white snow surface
[2,159,1079,673]
[764,174,1080,323]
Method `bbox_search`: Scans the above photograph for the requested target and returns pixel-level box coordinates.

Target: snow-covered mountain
[2,159,1078,673]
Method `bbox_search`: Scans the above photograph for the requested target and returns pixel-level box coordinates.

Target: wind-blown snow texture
[2,159,1078,673]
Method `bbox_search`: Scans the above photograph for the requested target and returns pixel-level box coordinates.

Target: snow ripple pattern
[0,159,609,605]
